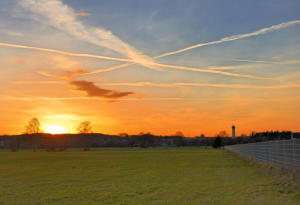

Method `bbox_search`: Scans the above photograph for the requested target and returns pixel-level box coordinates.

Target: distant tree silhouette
[77,121,92,134]
[77,121,92,150]
[25,118,40,134]
[174,131,184,137]
[217,130,229,138]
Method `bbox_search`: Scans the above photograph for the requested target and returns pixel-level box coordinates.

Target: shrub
[213,137,223,148]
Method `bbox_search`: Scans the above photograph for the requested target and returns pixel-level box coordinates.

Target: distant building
[232,125,236,138]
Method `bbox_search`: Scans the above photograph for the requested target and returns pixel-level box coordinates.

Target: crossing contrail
[0,42,262,79]
[88,62,268,79]
[86,19,300,76]
[6,1,300,80]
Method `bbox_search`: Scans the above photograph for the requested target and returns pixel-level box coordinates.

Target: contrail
[100,81,300,89]
[2,94,299,102]
[19,0,300,74]
[88,63,134,74]
[208,64,265,70]
[14,80,300,89]
[1,41,260,79]
[2,95,184,101]
[228,58,300,65]
[88,20,300,76]
[0,42,134,63]
[154,63,267,79]
[155,20,300,58]
[3,18,298,79]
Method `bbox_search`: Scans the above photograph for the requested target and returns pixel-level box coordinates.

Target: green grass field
[0,148,299,205]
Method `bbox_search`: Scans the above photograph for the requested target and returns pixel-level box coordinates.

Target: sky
[0,0,299,136]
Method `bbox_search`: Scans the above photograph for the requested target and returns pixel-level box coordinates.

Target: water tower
[232,125,236,138]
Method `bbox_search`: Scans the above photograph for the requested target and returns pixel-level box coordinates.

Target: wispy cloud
[156,20,300,58]
[0,27,24,37]
[76,12,90,17]
[13,81,64,84]
[70,80,135,99]
[37,69,90,80]
[19,0,161,70]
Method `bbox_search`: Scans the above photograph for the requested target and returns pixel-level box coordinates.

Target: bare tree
[77,121,92,134]
[25,118,40,134]
[174,131,184,137]
[217,130,229,138]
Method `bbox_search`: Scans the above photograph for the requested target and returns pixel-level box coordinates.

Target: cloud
[76,12,90,17]
[37,69,90,80]
[19,0,161,70]
[13,81,64,84]
[60,69,90,79]
[155,19,300,58]
[0,29,24,37]
[70,80,135,99]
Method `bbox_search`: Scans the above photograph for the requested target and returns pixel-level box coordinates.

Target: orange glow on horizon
[44,124,67,134]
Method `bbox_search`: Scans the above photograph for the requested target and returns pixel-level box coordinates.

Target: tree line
[0,118,298,151]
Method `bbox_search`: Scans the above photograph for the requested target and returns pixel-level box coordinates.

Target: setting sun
[45,125,67,134]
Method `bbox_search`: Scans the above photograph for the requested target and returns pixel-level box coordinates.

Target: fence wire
[225,139,300,170]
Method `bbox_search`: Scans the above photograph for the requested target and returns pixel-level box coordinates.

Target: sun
[45,125,67,134]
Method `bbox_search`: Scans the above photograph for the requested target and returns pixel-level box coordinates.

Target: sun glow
[45,125,67,134]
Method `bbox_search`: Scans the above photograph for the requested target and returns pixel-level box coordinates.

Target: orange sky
[1,69,299,136]
[0,0,299,136]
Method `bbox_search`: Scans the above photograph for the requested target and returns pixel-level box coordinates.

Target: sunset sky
[0,0,299,136]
